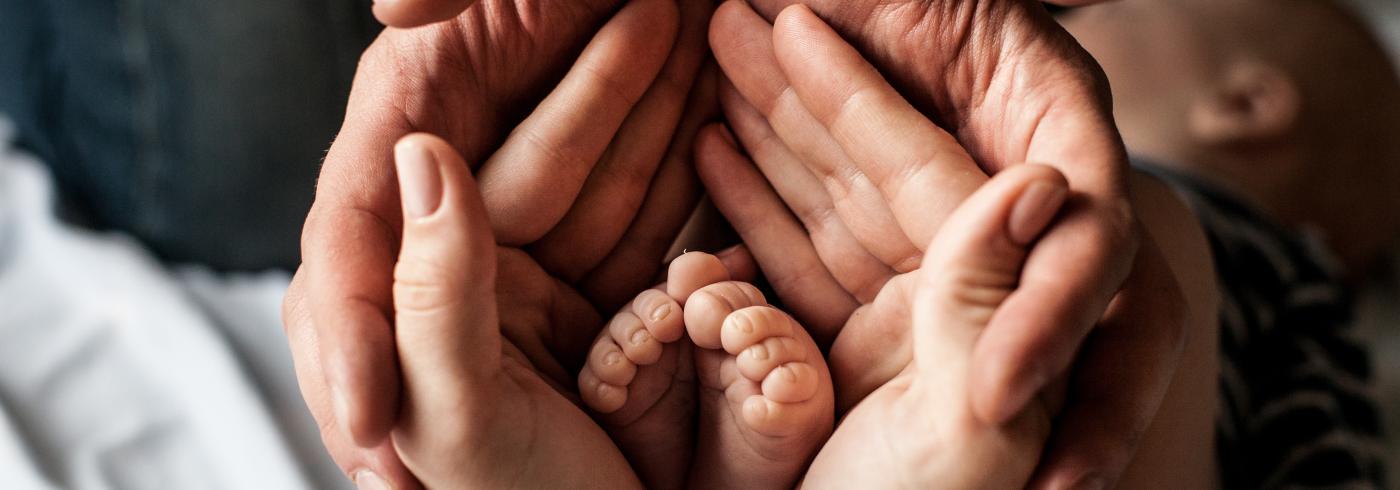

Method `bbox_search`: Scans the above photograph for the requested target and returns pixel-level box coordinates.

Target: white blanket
[0,120,347,490]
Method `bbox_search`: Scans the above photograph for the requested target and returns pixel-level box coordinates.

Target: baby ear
[1188,59,1301,146]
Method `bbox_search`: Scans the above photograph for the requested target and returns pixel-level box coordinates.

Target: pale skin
[577,251,835,490]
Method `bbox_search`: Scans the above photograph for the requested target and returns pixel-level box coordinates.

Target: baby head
[1059,0,1400,274]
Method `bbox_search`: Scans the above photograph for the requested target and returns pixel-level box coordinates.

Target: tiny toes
[587,337,637,386]
[721,306,794,355]
[762,362,820,403]
[579,367,628,414]
[609,311,663,365]
[666,252,731,302]
[736,336,807,382]
[631,289,685,344]
[685,282,767,350]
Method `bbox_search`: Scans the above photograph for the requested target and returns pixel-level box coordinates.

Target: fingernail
[395,138,443,219]
[354,470,391,490]
[1009,180,1068,246]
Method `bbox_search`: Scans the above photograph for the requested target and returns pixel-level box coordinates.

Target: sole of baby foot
[578,287,695,490]
[687,283,835,490]
[577,252,733,490]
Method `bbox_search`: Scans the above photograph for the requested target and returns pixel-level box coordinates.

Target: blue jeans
[0,0,380,270]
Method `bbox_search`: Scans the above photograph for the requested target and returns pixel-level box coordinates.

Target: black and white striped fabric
[1142,164,1387,489]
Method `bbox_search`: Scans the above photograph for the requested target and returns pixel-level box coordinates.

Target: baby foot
[578,252,730,490]
[686,279,836,489]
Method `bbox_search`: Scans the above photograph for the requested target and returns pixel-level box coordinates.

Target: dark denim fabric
[0,0,381,270]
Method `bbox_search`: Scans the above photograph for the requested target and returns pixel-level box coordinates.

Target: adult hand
[386,133,642,488]
[285,0,716,487]
[705,2,1184,488]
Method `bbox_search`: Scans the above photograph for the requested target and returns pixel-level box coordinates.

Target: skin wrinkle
[395,28,485,154]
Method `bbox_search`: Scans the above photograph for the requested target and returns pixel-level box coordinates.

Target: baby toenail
[779,365,797,382]
[745,397,770,420]
[748,345,769,360]
[734,315,754,333]
[651,304,672,322]
[630,329,651,346]
[604,351,623,366]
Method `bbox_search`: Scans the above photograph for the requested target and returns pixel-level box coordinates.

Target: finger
[770,4,987,248]
[531,0,713,282]
[303,193,402,448]
[580,63,718,311]
[912,165,1070,377]
[284,270,423,489]
[478,0,679,246]
[720,80,893,302]
[391,133,502,422]
[710,1,920,271]
[970,208,1136,424]
[371,0,477,28]
[1029,239,1189,490]
[715,244,759,283]
[695,122,858,344]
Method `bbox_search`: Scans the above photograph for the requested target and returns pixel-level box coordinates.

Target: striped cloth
[1142,164,1388,489]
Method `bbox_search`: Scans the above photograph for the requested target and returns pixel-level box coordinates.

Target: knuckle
[392,257,468,314]
[927,268,1015,325]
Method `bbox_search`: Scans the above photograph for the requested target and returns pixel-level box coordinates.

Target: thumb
[912,165,1069,379]
[391,133,501,426]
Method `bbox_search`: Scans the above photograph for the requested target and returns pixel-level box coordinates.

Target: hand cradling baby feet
[578,251,835,489]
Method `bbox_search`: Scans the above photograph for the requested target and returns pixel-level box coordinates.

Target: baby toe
[666,252,733,302]
[631,289,685,344]
[736,335,808,383]
[761,362,821,404]
[609,310,663,366]
[666,252,731,302]
[720,306,794,356]
[586,335,637,386]
[579,367,629,414]
[685,282,767,350]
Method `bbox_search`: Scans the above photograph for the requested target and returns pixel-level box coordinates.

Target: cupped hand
[704,3,1185,487]
[285,0,716,486]
[800,162,1070,490]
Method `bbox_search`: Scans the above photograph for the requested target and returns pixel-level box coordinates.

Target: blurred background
[0,1,379,488]
[0,1,1397,489]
